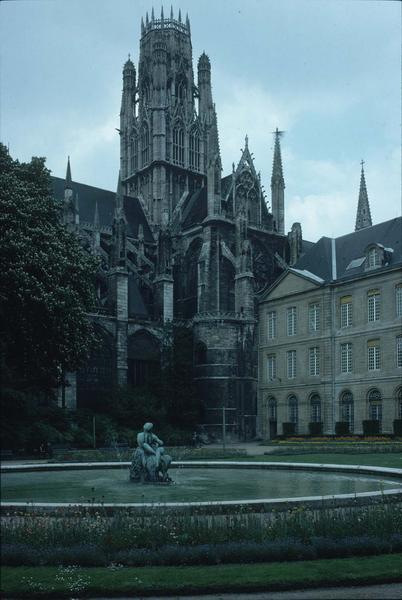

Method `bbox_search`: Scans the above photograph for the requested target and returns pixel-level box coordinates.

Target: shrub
[282,422,296,436]
[335,421,350,436]
[308,422,323,436]
[363,420,380,436]
[393,420,402,436]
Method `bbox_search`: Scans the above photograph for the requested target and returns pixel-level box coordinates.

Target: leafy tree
[0,143,98,390]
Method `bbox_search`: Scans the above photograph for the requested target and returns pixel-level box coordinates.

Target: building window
[268,311,276,339]
[288,395,298,432]
[368,389,382,430]
[130,134,138,173]
[367,247,381,269]
[340,296,352,328]
[310,394,321,423]
[340,390,354,432]
[397,388,402,419]
[367,289,381,322]
[189,128,200,171]
[396,285,402,318]
[141,123,150,166]
[267,354,276,381]
[367,339,381,371]
[268,397,277,421]
[309,346,320,376]
[340,342,352,373]
[287,307,296,336]
[287,350,296,379]
[173,125,185,166]
[309,302,320,332]
[397,336,402,368]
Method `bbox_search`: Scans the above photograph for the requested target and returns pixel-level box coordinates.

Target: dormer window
[365,244,384,271]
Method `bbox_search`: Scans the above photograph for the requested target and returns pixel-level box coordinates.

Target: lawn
[2,554,402,598]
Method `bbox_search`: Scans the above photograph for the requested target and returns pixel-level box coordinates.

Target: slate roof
[51,176,154,243]
[295,217,402,283]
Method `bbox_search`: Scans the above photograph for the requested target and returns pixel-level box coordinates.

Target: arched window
[173,124,184,166]
[130,133,138,174]
[141,123,150,166]
[340,390,354,432]
[268,397,277,421]
[368,389,382,429]
[310,394,321,423]
[367,246,381,269]
[195,342,207,365]
[175,79,186,103]
[288,395,298,432]
[189,128,200,171]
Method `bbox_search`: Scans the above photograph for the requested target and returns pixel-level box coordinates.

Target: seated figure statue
[129,422,172,483]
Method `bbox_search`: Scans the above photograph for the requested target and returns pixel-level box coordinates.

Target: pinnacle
[65,156,72,189]
[271,128,284,187]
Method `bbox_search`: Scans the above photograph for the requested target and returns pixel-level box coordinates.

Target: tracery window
[141,123,150,166]
[189,128,200,171]
[173,124,184,166]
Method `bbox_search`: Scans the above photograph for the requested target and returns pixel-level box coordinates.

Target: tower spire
[65,156,72,190]
[355,160,372,231]
[271,128,285,235]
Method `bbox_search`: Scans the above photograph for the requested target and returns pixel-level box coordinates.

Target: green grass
[245,453,402,469]
[2,554,402,598]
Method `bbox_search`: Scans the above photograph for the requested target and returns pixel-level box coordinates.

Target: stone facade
[53,9,308,440]
[258,218,402,438]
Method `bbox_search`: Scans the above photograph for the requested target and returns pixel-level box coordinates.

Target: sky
[0,0,400,242]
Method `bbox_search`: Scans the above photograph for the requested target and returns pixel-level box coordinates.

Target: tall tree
[0,144,98,390]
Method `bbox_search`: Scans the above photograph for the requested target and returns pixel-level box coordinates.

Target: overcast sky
[1,0,400,241]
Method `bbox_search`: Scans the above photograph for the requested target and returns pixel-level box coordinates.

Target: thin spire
[65,156,72,189]
[115,170,125,216]
[271,128,285,188]
[170,5,173,19]
[178,8,181,22]
[355,160,372,231]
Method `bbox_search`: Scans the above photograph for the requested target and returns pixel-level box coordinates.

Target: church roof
[51,176,154,242]
[295,217,402,283]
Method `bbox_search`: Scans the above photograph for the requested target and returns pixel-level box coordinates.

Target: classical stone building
[52,9,306,439]
[258,166,402,438]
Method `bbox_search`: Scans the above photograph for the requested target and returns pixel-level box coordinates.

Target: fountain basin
[1,461,402,516]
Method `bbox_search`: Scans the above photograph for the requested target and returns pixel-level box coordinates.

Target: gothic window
[340,390,354,432]
[173,123,184,166]
[141,123,150,166]
[310,394,322,423]
[189,128,200,171]
[142,82,150,105]
[130,133,138,174]
[175,79,186,103]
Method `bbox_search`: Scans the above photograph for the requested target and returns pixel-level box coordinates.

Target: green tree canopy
[0,143,98,390]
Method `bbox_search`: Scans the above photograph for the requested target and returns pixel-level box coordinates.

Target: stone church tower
[54,8,306,439]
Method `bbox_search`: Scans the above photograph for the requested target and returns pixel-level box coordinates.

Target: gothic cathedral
[54,9,304,440]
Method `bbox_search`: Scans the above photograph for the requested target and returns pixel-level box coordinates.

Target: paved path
[91,582,402,599]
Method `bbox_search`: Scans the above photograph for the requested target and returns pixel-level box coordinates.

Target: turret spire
[271,128,285,235]
[65,156,72,190]
[355,160,372,231]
